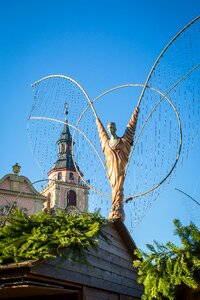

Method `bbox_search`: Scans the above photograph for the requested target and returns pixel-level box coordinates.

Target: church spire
[54,103,76,171]
[64,102,68,121]
[43,103,89,212]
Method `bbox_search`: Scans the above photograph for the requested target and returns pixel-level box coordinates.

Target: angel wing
[29,76,98,174]
[28,75,113,216]
[134,16,200,162]
[123,16,200,229]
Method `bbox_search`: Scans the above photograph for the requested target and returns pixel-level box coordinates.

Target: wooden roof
[0,221,143,299]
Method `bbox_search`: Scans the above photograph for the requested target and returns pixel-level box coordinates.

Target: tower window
[67,190,76,206]
[69,172,74,181]
[61,144,65,153]
[58,172,62,180]
[46,193,51,209]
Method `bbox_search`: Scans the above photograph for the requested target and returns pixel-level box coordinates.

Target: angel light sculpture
[28,16,200,227]
[95,106,139,221]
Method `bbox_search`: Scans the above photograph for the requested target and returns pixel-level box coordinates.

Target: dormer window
[69,172,74,181]
[58,172,62,180]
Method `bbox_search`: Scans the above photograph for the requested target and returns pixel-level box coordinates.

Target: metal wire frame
[30,16,200,202]
[32,75,98,119]
[30,76,181,199]
[78,64,199,199]
[175,188,200,207]
[137,15,200,108]
[30,62,199,200]
[70,16,200,199]
[125,64,200,199]
[29,88,179,201]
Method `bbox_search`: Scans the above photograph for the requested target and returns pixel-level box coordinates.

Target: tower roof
[53,103,76,171]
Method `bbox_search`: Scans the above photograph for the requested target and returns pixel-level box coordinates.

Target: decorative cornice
[0,189,46,201]
[41,180,89,195]
[48,167,77,176]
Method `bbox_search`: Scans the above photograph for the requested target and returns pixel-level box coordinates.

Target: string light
[28,17,200,229]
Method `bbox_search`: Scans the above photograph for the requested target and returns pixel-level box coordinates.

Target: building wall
[0,173,45,217]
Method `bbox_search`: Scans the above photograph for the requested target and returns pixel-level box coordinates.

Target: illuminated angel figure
[28,16,200,228]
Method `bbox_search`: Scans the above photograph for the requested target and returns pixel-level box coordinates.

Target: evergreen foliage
[133,219,200,300]
[0,209,108,265]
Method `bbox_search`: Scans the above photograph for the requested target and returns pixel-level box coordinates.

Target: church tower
[42,104,89,212]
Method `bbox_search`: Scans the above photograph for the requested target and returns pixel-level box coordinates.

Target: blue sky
[0,0,200,250]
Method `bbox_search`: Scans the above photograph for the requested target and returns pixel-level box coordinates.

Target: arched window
[69,172,74,181]
[46,193,51,209]
[58,172,62,180]
[67,190,76,207]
